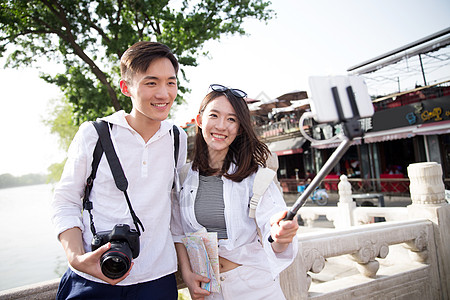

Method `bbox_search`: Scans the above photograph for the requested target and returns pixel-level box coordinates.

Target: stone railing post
[407,162,450,299]
[280,243,310,299]
[334,175,357,228]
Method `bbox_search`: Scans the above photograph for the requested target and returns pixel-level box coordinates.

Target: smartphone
[308,76,374,123]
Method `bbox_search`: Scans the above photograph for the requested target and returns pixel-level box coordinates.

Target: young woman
[172,84,299,300]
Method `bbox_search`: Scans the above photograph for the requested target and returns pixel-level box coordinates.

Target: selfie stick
[268,85,364,243]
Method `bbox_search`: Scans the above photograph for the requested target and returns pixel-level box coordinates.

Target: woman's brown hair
[192,90,270,182]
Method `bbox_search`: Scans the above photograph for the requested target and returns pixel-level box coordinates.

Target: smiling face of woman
[196,95,240,166]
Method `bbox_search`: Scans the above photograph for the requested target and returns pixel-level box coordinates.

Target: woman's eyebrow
[209,108,237,117]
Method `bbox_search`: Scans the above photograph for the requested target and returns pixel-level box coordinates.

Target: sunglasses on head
[210,84,247,99]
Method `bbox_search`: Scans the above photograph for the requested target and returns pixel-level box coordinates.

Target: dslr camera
[91,224,140,279]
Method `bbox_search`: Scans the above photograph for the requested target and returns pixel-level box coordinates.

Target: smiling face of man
[120,57,178,125]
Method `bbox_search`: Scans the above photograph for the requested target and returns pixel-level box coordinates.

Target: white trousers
[206,265,286,300]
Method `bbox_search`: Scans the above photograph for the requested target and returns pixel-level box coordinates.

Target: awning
[266,137,306,156]
[363,126,417,143]
[271,99,310,114]
[306,121,449,148]
[347,27,450,73]
[414,120,450,135]
[363,121,450,143]
[311,138,361,149]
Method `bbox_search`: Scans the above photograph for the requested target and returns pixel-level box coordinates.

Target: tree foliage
[0,0,274,123]
[43,97,80,151]
[43,98,78,182]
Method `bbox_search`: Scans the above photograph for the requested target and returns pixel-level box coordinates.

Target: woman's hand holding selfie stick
[268,76,373,243]
[268,137,352,243]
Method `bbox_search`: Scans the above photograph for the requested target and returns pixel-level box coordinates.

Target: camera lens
[100,241,133,279]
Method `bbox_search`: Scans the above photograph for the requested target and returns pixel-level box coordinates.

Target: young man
[51,41,187,299]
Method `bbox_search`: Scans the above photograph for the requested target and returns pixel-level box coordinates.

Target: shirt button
[220,276,225,281]
[143,161,147,165]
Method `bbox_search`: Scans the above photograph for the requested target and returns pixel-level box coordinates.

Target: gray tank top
[194,175,228,239]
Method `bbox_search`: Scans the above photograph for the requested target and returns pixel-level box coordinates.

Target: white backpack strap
[266,152,279,172]
[179,162,191,186]
[249,167,276,218]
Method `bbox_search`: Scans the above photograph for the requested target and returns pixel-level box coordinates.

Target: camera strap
[82,138,103,236]
[83,121,146,236]
[170,125,180,167]
[169,125,180,189]
[83,121,180,237]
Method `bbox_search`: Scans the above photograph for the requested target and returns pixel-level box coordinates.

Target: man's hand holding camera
[74,241,133,285]
[59,227,134,285]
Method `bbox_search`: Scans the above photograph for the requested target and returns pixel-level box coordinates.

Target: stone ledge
[0,278,59,300]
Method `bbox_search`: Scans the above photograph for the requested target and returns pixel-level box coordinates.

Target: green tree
[43,97,79,182]
[44,98,79,150]
[0,0,274,123]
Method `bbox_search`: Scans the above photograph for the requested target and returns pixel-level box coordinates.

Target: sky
[0,0,449,176]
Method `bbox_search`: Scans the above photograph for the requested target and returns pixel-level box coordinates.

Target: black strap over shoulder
[83,120,144,236]
[170,125,180,190]
[172,125,180,168]
[82,138,103,235]
[83,121,180,237]
[92,121,128,191]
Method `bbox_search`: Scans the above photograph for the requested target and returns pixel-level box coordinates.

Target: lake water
[0,184,66,291]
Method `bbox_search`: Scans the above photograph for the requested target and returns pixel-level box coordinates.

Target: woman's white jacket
[171,165,298,278]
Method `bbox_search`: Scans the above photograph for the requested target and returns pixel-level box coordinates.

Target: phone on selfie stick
[268,76,374,243]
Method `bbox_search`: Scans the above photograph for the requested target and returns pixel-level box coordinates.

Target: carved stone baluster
[377,242,390,259]
[355,260,379,278]
[304,248,325,273]
[299,211,320,227]
[408,162,446,205]
[350,241,378,278]
[303,247,325,288]
[407,162,450,298]
[338,174,353,203]
[350,241,389,278]
[403,230,428,263]
[335,175,357,228]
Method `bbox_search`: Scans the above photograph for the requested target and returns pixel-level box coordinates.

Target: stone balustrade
[280,219,440,299]
[280,161,450,299]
